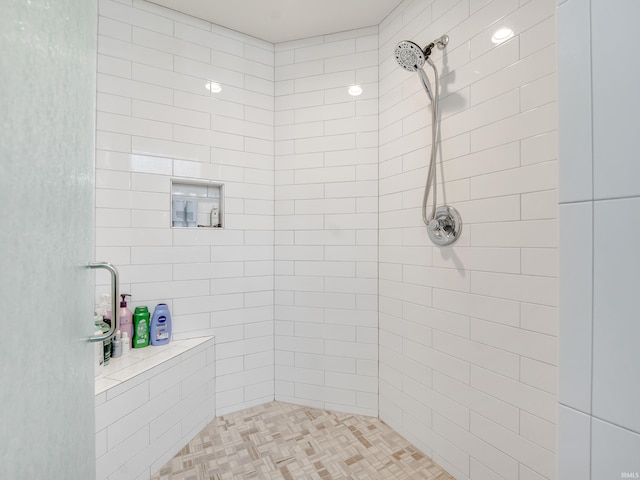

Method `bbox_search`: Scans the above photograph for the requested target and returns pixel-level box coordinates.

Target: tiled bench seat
[95,336,215,480]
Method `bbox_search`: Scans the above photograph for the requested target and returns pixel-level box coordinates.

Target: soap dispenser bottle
[150,303,172,346]
[118,294,133,348]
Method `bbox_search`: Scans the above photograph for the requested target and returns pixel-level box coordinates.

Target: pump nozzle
[120,293,131,308]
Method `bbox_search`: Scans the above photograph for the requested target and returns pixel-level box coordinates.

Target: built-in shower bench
[94,336,216,480]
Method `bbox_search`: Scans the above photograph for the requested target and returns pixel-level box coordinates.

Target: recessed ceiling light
[205,81,222,93]
[348,85,363,96]
[491,27,514,44]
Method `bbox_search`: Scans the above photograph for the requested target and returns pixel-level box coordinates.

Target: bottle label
[103,339,111,365]
[155,325,169,341]
[134,319,148,347]
[136,320,147,336]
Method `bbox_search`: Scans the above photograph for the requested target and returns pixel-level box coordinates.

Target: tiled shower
[93,0,640,479]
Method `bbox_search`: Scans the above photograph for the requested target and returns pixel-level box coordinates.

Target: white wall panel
[558,0,640,477]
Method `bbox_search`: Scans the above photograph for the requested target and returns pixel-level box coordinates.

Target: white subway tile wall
[95,0,274,415]
[558,0,640,477]
[378,0,557,479]
[273,27,380,417]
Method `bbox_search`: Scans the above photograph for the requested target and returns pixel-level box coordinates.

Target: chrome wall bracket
[435,34,449,50]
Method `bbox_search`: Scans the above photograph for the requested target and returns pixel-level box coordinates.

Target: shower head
[394,36,450,72]
[394,40,428,72]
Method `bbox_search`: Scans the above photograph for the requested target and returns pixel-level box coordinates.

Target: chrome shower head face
[394,40,425,72]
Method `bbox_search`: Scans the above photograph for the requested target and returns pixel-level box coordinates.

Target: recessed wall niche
[171,180,224,228]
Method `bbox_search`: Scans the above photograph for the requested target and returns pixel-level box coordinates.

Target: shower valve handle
[427,206,463,246]
[429,217,451,234]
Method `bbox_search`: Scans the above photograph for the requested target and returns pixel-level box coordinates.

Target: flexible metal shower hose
[420,57,441,227]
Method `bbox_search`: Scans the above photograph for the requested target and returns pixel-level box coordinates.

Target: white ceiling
[146,0,404,44]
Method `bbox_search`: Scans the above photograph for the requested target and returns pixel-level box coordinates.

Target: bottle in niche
[210,206,219,227]
[150,303,172,346]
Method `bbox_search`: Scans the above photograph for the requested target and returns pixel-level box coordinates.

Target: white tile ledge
[95,336,214,396]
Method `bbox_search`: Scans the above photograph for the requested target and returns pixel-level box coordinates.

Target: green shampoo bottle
[132,306,150,348]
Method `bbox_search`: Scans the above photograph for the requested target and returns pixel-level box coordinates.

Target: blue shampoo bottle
[150,303,172,346]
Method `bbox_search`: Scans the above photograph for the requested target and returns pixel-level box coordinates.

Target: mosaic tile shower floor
[150,401,455,480]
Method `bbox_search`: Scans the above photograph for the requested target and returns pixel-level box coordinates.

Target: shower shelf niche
[171,179,224,228]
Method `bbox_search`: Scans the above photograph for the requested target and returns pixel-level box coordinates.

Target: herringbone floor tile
[151,401,455,480]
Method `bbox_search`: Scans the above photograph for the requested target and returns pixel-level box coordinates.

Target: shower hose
[420,57,440,228]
